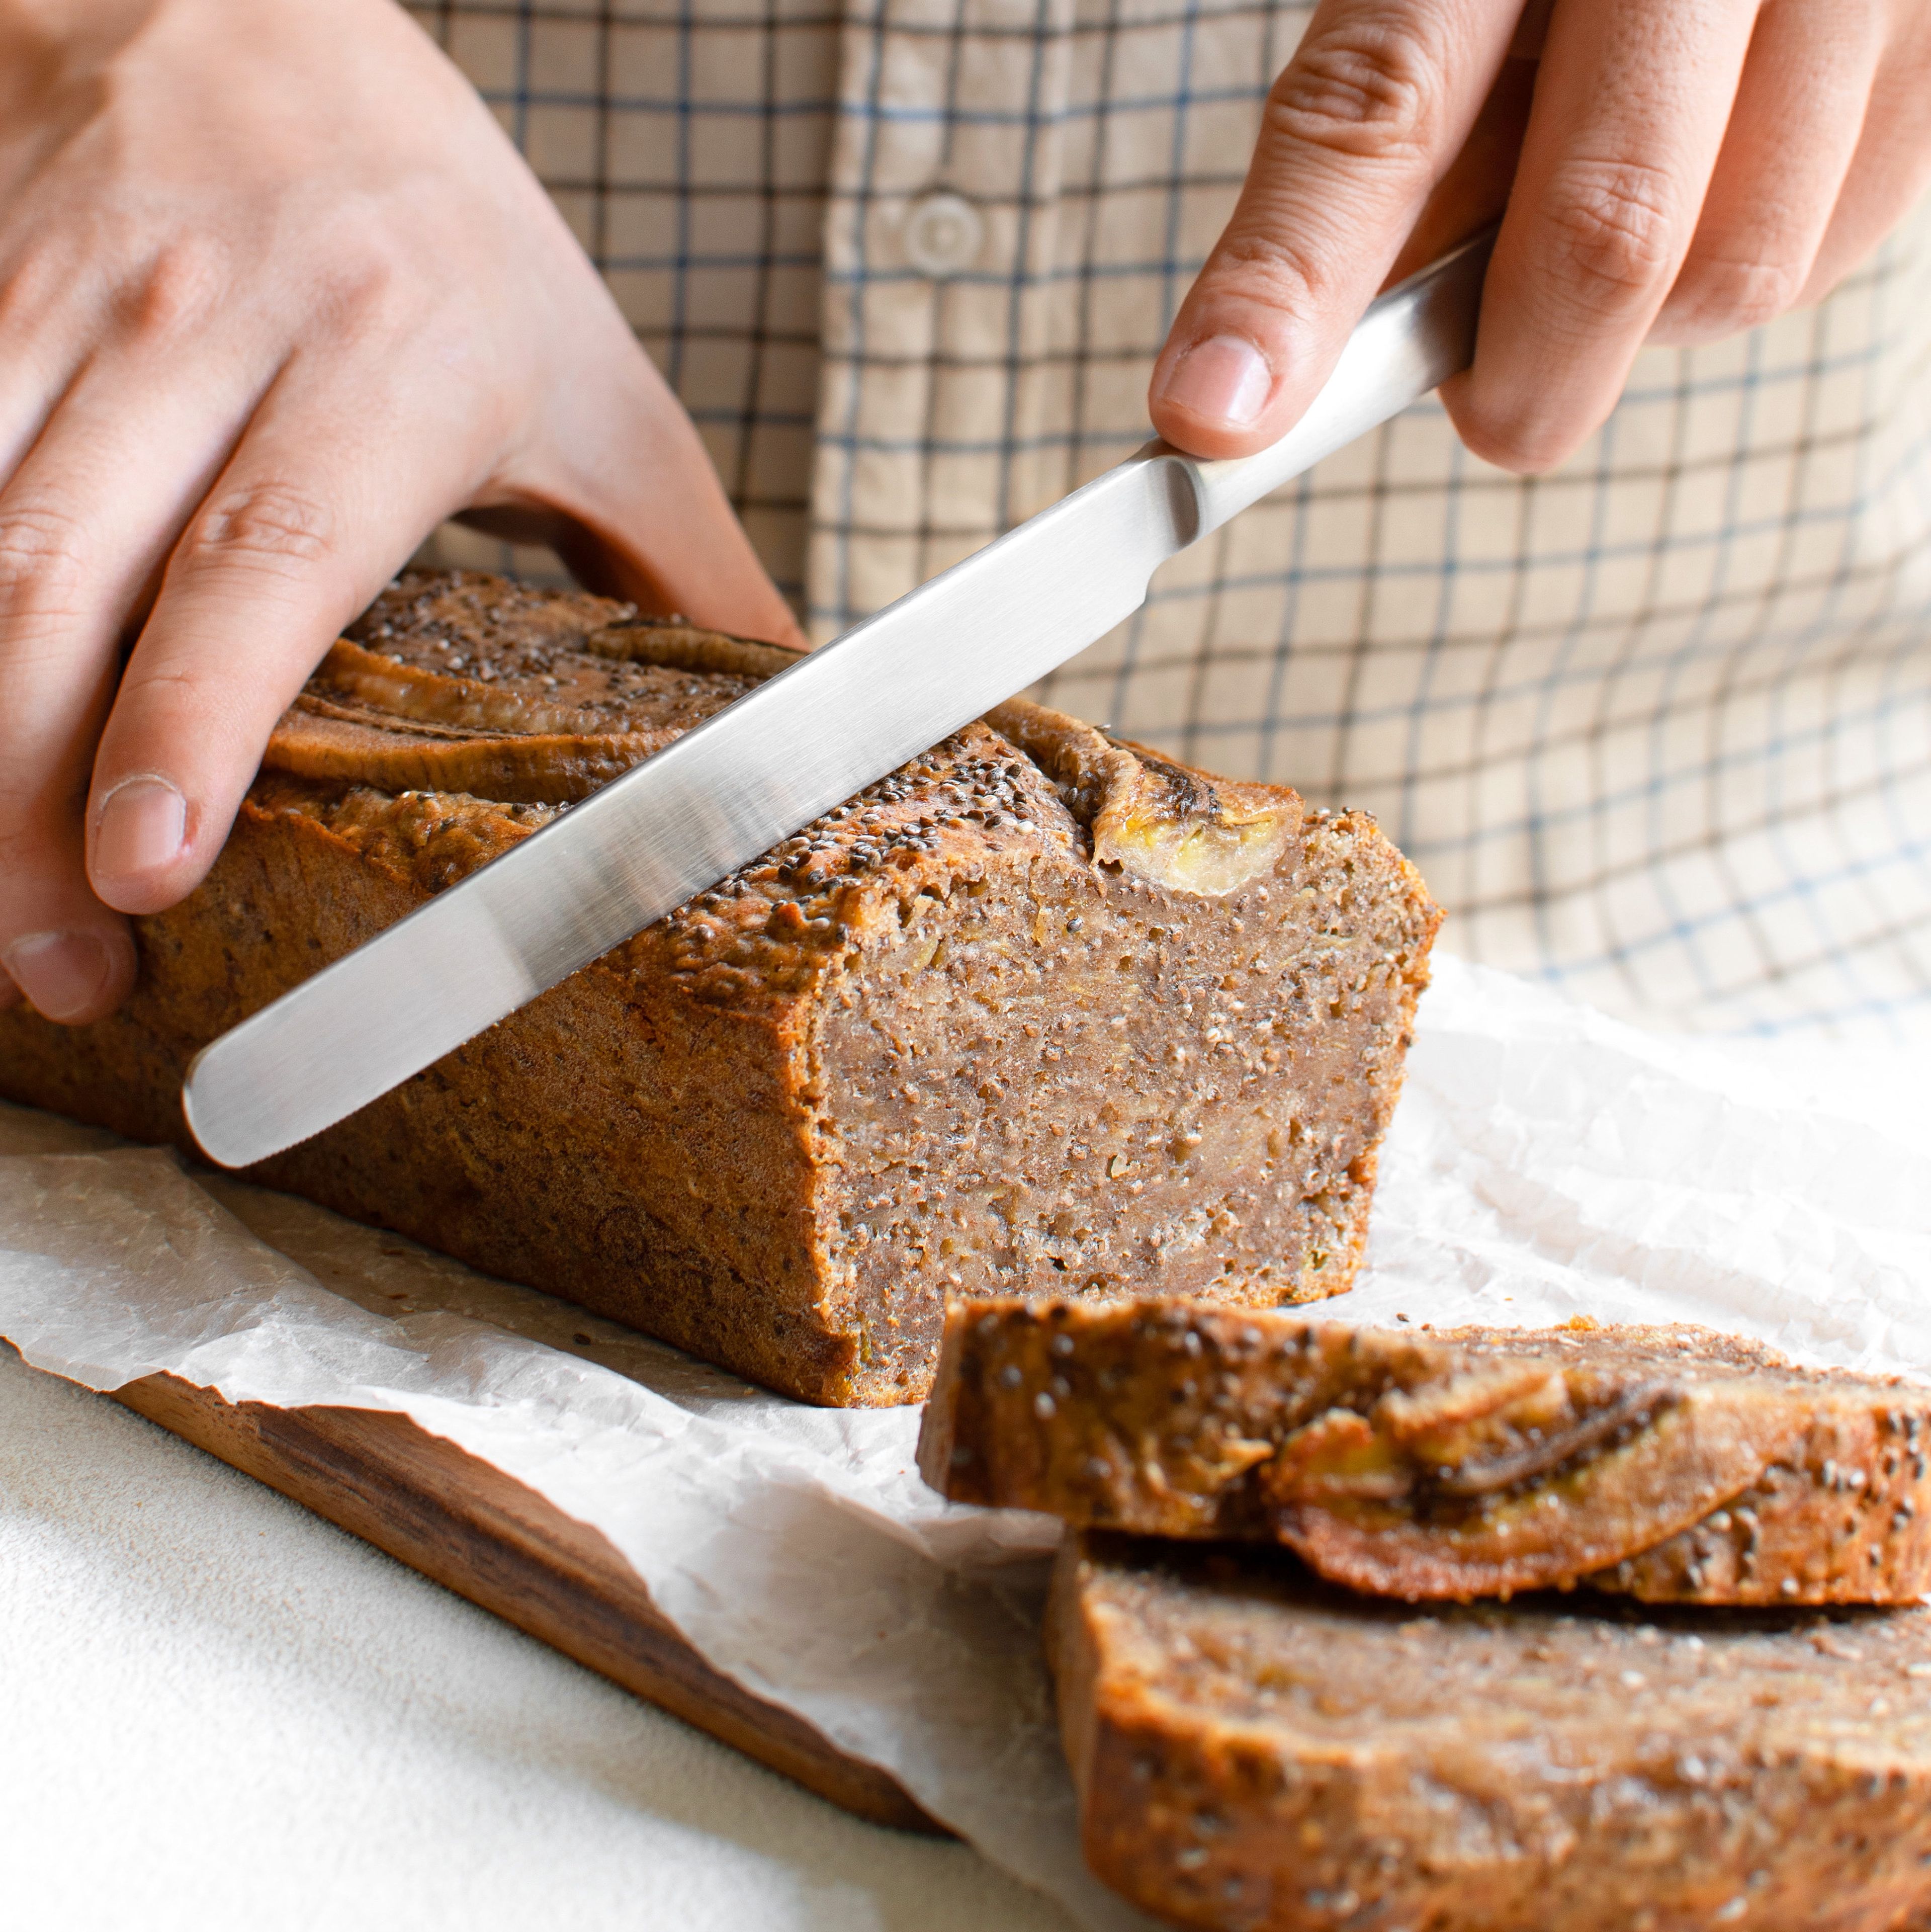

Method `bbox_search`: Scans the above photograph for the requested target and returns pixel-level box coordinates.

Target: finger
[1446,0,1760,473]
[1650,0,1881,345]
[93,345,804,925]
[92,274,810,919]
[1149,0,1520,459]
[0,333,271,1022]
[0,171,147,482]
[1796,5,1931,306]
[0,632,131,1025]
[0,464,128,1023]
[84,348,494,918]
[0,254,95,485]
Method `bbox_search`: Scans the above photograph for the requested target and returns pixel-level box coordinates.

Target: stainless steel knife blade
[182,227,1494,1168]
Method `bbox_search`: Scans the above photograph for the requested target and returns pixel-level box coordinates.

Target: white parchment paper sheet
[5,954,1931,1929]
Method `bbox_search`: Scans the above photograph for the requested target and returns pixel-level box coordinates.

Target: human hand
[0,0,801,1027]
[1149,0,1931,469]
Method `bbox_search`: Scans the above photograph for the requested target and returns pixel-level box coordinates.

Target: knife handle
[1153,222,1496,546]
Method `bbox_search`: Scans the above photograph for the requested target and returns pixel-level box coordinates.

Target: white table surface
[0,1345,1079,1932]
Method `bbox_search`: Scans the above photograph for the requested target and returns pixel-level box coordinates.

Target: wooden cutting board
[111,1371,942,1835]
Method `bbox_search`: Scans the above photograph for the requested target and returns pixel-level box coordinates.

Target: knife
[183,226,1495,1170]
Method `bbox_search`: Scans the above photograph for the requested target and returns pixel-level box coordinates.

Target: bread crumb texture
[0,573,1441,1404]
[923,1302,1931,1603]
[1052,1531,1931,1931]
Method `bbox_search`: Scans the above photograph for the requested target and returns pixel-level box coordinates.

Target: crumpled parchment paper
[5,953,1930,1930]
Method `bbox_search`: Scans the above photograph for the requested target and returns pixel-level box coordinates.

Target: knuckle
[120,660,218,702]
[1542,159,1681,308]
[181,482,337,578]
[1665,253,1806,339]
[0,501,91,619]
[1204,225,1334,318]
[111,661,223,728]
[314,231,425,342]
[330,266,404,337]
[120,238,229,342]
[1266,13,1442,162]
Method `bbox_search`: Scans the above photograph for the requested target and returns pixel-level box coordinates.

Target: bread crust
[923,1299,1931,1601]
[1051,1531,1931,1932]
[0,572,1441,1405]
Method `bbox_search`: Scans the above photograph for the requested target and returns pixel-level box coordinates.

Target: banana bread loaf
[1050,1531,1931,1932]
[0,571,1442,1405]
[921,1299,1931,1601]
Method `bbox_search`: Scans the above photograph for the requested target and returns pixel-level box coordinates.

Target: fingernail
[1158,334,1274,428]
[94,775,188,883]
[2,931,114,1023]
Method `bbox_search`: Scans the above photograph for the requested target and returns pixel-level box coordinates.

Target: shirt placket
[807,0,1077,641]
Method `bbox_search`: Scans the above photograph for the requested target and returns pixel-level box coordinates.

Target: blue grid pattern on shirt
[413,0,841,604]
[414,0,1931,1038]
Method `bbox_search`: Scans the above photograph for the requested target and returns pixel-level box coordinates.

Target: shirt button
[902,193,985,278]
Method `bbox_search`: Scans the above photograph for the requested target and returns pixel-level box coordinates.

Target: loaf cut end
[0,571,1442,1405]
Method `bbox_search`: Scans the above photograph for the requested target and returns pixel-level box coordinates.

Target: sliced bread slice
[920,1298,1931,1601]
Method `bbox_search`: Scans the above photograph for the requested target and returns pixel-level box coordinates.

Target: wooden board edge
[105,1370,946,1836]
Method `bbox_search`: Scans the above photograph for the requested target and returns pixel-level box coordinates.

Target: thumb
[1148,0,1510,459]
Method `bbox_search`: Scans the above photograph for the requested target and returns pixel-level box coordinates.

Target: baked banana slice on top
[919,1298,1931,1602]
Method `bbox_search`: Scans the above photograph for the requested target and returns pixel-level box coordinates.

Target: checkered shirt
[407,0,1931,1039]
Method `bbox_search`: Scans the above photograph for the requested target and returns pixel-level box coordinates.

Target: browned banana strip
[919,1298,1931,1602]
